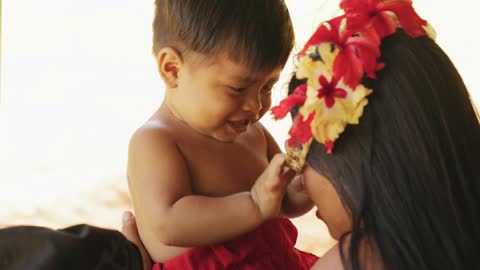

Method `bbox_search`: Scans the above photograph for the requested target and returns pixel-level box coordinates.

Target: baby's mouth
[228,120,250,133]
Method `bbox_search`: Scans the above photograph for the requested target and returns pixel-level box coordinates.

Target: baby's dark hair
[152,0,294,72]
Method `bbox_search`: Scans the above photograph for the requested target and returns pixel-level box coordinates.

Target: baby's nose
[242,93,263,113]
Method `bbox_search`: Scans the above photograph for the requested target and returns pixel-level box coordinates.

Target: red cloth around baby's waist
[153,218,318,270]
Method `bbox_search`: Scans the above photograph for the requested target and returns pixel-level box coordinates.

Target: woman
[270,0,480,268]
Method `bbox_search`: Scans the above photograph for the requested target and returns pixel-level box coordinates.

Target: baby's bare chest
[178,139,269,196]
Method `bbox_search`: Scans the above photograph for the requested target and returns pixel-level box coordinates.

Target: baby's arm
[127,126,290,262]
[261,124,315,218]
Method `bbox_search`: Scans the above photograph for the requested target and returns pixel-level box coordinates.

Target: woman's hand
[122,211,152,270]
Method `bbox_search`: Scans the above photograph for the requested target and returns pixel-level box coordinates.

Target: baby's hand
[251,154,296,220]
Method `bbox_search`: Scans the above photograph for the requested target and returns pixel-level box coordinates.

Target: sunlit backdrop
[1,0,478,256]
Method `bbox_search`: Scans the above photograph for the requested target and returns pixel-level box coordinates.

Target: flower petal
[319,75,329,88]
[334,88,348,98]
[370,11,398,38]
[325,96,335,108]
[333,48,364,88]
[378,0,427,38]
[271,84,307,120]
[325,141,335,154]
[296,56,324,80]
[300,16,355,55]
[288,113,315,146]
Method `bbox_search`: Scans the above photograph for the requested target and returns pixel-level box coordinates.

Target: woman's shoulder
[311,244,345,270]
[312,239,385,270]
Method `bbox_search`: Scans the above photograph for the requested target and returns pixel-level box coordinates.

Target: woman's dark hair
[289,30,480,270]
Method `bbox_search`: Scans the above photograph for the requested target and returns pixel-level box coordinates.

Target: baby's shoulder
[128,120,179,158]
[250,122,278,144]
[242,122,268,142]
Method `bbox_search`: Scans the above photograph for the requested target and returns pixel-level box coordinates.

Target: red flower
[300,16,349,55]
[288,112,315,147]
[300,16,351,56]
[271,84,308,120]
[341,0,427,38]
[325,140,335,154]
[300,16,382,88]
[317,75,348,108]
[344,28,385,80]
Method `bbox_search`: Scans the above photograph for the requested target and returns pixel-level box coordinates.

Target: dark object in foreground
[0,224,143,270]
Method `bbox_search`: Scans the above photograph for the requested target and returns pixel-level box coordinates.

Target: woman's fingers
[122,211,140,243]
[121,211,152,270]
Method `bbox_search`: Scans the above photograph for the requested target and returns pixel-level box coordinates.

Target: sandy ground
[0,0,478,260]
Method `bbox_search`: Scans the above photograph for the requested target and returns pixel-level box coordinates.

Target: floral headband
[271,0,436,172]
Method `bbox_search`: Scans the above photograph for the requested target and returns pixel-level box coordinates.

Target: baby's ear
[156,47,183,88]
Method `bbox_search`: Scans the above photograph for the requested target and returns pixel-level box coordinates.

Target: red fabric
[152,218,318,270]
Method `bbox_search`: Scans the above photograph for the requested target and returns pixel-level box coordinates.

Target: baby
[127,0,318,269]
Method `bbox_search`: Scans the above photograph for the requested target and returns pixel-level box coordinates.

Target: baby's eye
[229,87,247,93]
[261,85,273,94]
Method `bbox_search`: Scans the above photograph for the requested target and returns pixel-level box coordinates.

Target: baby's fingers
[281,166,296,182]
[268,154,294,189]
[269,153,286,175]
[270,153,296,181]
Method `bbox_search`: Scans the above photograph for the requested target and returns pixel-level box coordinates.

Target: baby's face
[303,164,352,240]
[172,52,282,142]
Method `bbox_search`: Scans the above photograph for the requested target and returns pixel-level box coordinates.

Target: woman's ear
[156,47,183,89]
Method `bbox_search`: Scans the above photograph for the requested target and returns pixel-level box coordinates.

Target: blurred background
[0,0,478,256]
